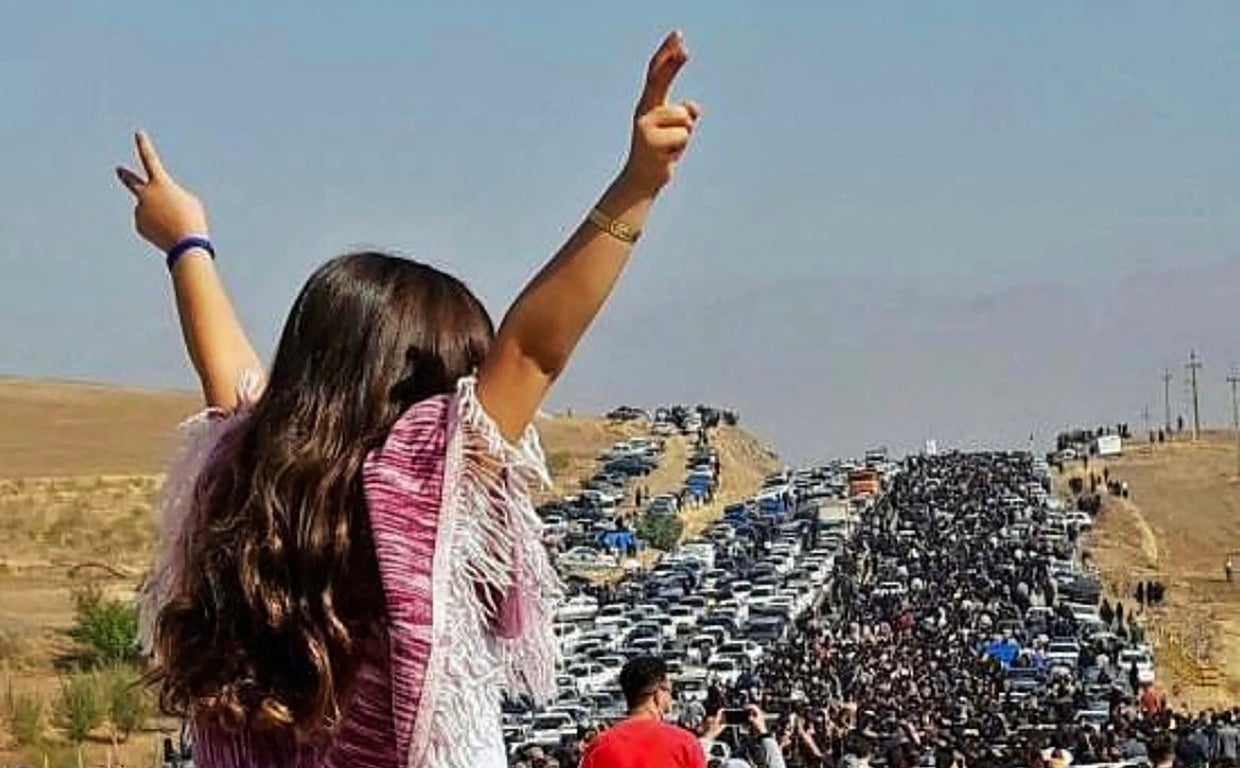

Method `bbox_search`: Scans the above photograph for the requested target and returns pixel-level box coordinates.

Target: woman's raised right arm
[476,32,700,443]
[117,132,262,411]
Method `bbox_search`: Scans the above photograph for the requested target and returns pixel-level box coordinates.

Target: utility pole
[1141,405,1153,453]
[1187,350,1203,440]
[1162,368,1173,433]
[1229,369,1240,478]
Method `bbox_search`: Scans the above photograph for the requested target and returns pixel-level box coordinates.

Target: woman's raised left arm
[117,132,263,411]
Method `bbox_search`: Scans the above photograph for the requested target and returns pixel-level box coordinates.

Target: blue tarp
[724,503,749,520]
[596,530,638,552]
[983,638,1021,668]
[686,474,716,491]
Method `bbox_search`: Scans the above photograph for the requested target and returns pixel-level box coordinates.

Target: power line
[1141,404,1152,453]
[1228,369,1240,478]
[1187,350,1203,441]
[1162,368,1173,433]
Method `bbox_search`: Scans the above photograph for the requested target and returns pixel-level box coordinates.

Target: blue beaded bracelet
[165,236,215,271]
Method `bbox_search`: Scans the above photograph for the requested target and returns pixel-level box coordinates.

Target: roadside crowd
[513,451,1238,768]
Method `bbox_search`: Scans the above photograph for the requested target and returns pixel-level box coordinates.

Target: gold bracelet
[587,207,641,244]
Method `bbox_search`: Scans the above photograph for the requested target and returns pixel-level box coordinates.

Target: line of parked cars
[537,434,671,573]
[985,458,1159,725]
[608,403,740,433]
[504,460,858,755]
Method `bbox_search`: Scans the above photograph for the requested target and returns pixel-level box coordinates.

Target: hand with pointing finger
[116,132,209,253]
[622,30,701,196]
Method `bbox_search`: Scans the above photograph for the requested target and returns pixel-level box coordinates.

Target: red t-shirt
[580,718,706,768]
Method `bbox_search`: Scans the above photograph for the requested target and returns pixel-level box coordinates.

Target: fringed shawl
[139,376,563,768]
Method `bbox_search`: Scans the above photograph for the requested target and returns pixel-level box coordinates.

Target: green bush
[636,513,684,551]
[101,665,150,740]
[57,670,104,744]
[4,682,46,747]
[68,584,140,668]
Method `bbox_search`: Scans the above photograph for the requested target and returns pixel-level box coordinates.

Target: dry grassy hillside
[0,379,200,479]
[0,379,779,765]
[1058,432,1240,710]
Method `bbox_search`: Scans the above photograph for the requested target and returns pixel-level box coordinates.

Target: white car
[706,656,743,686]
[677,676,710,704]
[628,636,663,657]
[748,584,778,608]
[594,654,627,682]
[768,547,796,575]
[565,662,613,693]
[594,603,628,626]
[1063,511,1093,530]
[686,634,719,664]
[802,559,831,583]
[715,639,763,666]
[595,616,632,636]
[728,580,754,599]
[629,620,669,644]
[626,437,663,454]
[555,594,599,622]
[679,542,717,569]
[651,615,678,641]
[1046,641,1081,669]
[1064,602,1101,624]
[527,711,577,746]
[874,581,908,598]
[553,622,583,651]
[1118,647,1156,685]
[668,605,699,634]
[716,598,749,625]
[1025,606,1054,624]
[578,627,623,652]
[768,594,798,619]
[629,604,664,622]
[680,596,708,617]
[578,488,621,508]
[557,547,616,570]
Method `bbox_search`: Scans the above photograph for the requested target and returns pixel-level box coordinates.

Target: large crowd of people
[512,451,1239,768]
[736,452,1237,768]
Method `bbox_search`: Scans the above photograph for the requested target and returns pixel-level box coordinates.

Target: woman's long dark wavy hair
[154,252,494,738]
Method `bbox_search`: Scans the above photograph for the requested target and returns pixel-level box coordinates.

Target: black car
[747,616,787,644]
[607,406,649,421]
[1005,666,1046,696]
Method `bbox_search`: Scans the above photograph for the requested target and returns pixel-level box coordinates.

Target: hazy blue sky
[3,2,1239,462]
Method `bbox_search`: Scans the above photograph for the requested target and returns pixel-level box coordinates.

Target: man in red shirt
[581,656,706,768]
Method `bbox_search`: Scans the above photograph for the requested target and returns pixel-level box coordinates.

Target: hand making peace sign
[116,132,209,254]
[623,31,702,194]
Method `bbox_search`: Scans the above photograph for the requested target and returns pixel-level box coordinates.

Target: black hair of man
[620,655,668,709]
[847,731,875,759]
[1147,735,1173,767]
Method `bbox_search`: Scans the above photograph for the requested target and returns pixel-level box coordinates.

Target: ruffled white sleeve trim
[449,376,563,701]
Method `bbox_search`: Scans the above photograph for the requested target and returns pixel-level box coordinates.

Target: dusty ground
[0,379,199,479]
[0,379,777,765]
[1058,432,1240,710]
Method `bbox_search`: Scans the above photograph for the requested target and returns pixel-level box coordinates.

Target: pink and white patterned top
[140,376,563,768]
